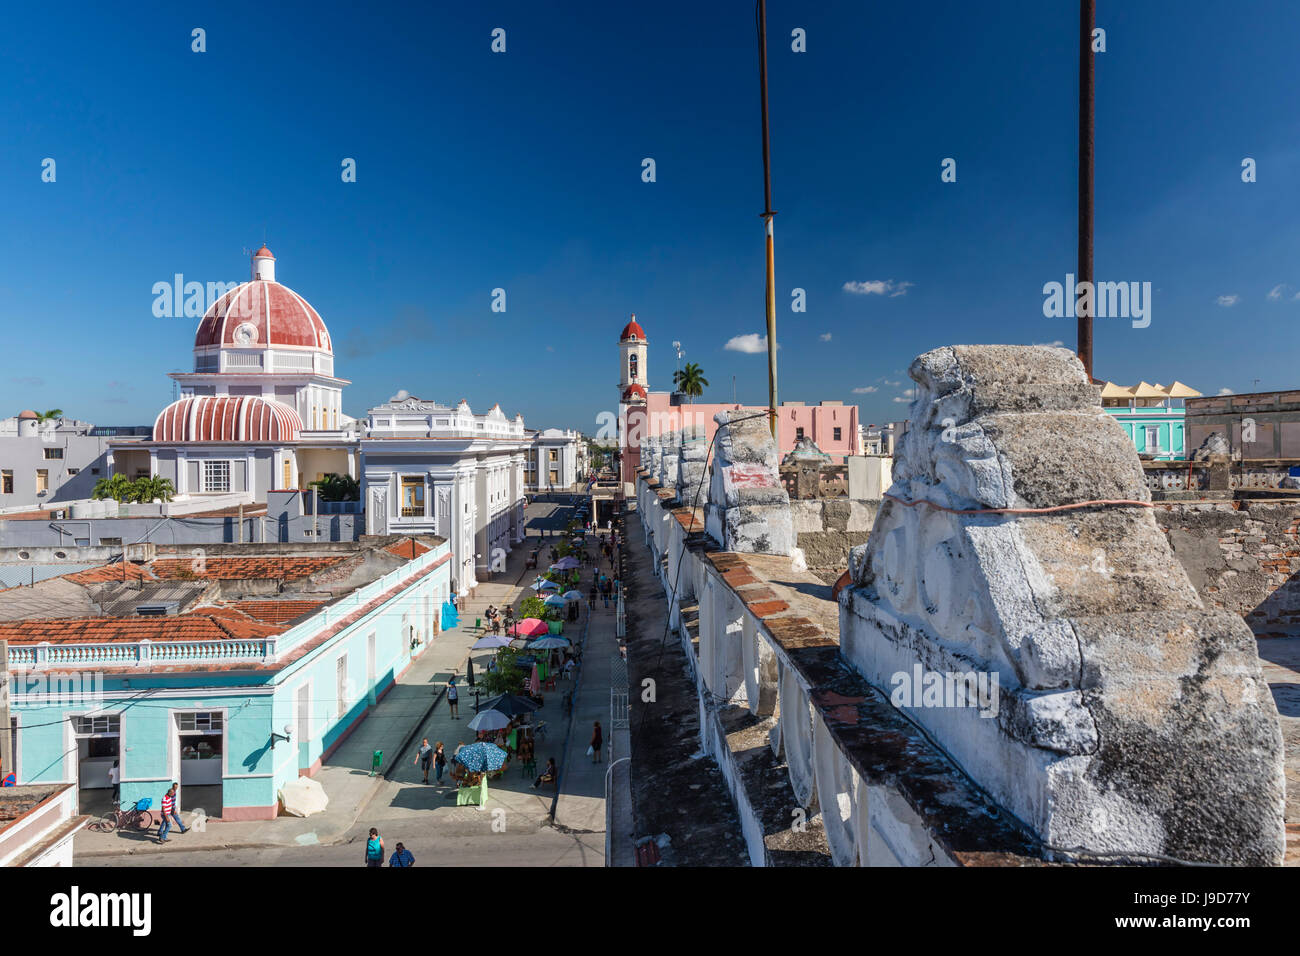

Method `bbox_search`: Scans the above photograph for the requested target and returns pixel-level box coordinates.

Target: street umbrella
[529,635,570,650]
[543,593,566,608]
[528,664,541,695]
[467,709,511,732]
[562,590,583,602]
[554,556,580,570]
[481,692,541,717]
[532,577,561,592]
[509,618,549,637]
[453,742,508,773]
[472,634,513,651]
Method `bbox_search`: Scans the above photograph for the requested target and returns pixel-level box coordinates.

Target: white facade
[526,427,584,492]
[361,398,528,594]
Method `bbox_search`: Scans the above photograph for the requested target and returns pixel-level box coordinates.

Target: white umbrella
[279,776,329,817]
[467,709,512,732]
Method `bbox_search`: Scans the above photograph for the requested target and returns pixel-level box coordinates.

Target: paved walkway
[78,495,624,866]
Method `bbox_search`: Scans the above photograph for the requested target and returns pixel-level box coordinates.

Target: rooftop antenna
[672,341,683,380]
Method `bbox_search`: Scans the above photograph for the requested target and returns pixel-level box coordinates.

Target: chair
[544,675,557,691]
[520,758,537,779]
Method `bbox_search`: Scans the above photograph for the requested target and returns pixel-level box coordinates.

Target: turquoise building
[1101,381,1200,461]
[2,538,450,820]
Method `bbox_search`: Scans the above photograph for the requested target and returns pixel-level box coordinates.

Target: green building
[1100,381,1201,461]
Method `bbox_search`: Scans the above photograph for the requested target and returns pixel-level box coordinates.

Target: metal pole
[758,0,779,439]
[0,640,11,782]
[1077,0,1095,380]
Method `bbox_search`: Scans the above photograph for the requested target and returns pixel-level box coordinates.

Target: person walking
[447,675,460,719]
[433,741,447,785]
[414,738,433,783]
[588,586,597,613]
[157,783,188,843]
[590,722,603,763]
[364,828,385,867]
[389,841,415,867]
[109,761,120,805]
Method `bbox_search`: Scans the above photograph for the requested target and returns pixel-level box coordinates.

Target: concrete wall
[0,511,360,548]
[1158,499,1300,635]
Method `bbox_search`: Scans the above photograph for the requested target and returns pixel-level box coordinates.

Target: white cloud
[1033,340,1065,348]
[1268,284,1287,301]
[891,388,916,404]
[819,332,832,341]
[1217,294,1239,307]
[724,333,777,354]
[843,279,913,297]
[1217,387,1234,395]
[852,386,878,394]
[883,379,902,387]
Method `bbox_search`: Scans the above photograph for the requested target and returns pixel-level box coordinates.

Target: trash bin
[370,750,383,776]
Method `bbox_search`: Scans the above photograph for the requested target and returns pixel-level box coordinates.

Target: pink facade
[634,394,859,459]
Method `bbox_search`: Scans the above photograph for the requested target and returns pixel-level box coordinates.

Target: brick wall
[1157,499,1300,636]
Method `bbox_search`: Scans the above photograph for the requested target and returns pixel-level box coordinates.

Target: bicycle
[89,798,154,833]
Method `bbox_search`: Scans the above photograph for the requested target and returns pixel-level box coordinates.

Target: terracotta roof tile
[384,538,431,561]
[0,613,282,645]
[224,600,326,624]
[151,556,347,581]
[62,563,157,586]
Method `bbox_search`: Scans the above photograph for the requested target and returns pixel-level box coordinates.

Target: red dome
[193,281,331,353]
[153,396,303,443]
[619,316,647,342]
[253,245,275,259]
[622,384,648,402]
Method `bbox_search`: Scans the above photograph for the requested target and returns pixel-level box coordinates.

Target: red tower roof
[622,384,648,402]
[253,245,275,259]
[619,315,647,342]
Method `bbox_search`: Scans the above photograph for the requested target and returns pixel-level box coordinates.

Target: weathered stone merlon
[705,410,792,556]
[842,344,1287,865]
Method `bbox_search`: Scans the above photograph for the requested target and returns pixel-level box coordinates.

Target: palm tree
[672,362,709,403]
[36,409,63,423]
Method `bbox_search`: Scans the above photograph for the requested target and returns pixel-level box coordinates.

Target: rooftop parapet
[842,345,1286,865]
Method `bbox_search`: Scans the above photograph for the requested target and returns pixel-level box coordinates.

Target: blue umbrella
[530,635,570,649]
[533,578,561,592]
[543,593,566,607]
[453,742,508,773]
[562,590,584,602]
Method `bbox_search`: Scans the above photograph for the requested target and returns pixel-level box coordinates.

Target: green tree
[36,409,63,423]
[130,476,175,503]
[518,596,548,620]
[672,362,709,403]
[480,647,524,696]
[91,473,135,502]
[309,473,360,502]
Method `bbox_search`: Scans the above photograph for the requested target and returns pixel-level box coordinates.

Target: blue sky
[2,1,1298,431]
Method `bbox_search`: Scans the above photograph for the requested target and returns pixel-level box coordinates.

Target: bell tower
[618,313,648,396]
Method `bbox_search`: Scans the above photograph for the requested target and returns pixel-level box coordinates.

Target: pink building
[616,315,859,487]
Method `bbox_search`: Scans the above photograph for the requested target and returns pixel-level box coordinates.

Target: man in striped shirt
[158,783,188,843]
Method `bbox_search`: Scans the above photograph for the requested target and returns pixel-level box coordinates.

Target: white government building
[0,246,587,579]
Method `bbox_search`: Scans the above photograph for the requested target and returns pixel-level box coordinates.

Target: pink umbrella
[528,664,541,695]
[509,618,549,637]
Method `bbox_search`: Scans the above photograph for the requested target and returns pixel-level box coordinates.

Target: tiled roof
[151,555,347,581]
[62,563,157,586]
[385,538,431,561]
[0,612,281,645]
[225,600,326,624]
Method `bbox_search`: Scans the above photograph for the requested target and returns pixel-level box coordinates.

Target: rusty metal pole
[1078,0,1095,380]
[758,0,779,440]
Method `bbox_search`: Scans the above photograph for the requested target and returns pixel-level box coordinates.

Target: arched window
[629,354,638,382]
